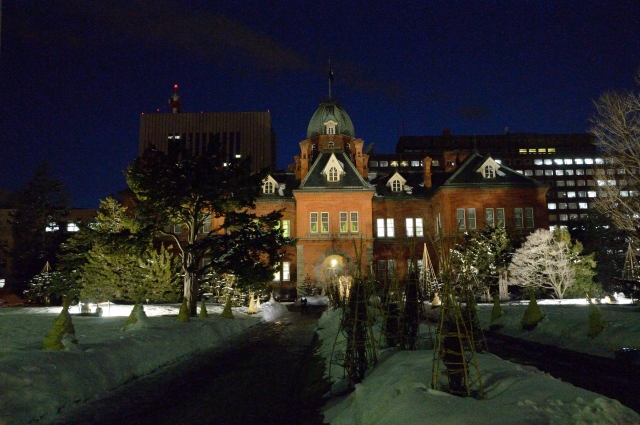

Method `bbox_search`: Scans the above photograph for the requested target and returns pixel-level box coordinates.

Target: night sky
[1,1,639,208]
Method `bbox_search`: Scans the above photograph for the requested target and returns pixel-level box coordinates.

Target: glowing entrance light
[331,259,338,267]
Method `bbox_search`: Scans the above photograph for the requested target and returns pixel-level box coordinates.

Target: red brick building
[259,100,548,295]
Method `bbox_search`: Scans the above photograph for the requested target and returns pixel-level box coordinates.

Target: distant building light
[0,279,4,288]
[235,154,241,158]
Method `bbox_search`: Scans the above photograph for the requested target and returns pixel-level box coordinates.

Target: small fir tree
[122,303,142,330]
[176,298,191,322]
[491,293,503,323]
[220,294,234,319]
[43,298,76,350]
[198,298,209,318]
[521,292,544,331]
[587,299,606,338]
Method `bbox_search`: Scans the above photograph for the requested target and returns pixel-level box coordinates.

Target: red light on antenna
[174,84,178,89]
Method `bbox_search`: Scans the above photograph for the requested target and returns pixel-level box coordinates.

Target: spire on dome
[168,84,181,113]
[328,60,334,99]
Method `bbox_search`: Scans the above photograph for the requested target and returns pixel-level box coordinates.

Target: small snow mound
[260,299,288,322]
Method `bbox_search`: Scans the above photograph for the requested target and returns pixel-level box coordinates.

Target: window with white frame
[377,259,396,280]
[468,208,476,229]
[321,212,329,233]
[282,262,290,281]
[377,218,394,237]
[350,212,359,232]
[405,218,424,237]
[46,222,59,232]
[328,167,339,182]
[310,213,318,233]
[340,212,348,232]
[525,208,534,228]
[486,208,494,227]
[483,165,495,178]
[67,222,80,232]
[263,181,275,194]
[515,208,524,228]
[391,179,402,192]
[457,209,465,230]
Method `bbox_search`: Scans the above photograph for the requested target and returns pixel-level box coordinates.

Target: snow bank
[260,297,289,322]
[316,307,640,425]
[0,304,259,424]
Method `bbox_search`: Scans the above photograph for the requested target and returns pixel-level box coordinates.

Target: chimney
[423,156,433,188]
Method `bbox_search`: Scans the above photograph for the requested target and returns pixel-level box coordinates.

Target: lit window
[321,212,329,233]
[340,212,348,232]
[529,149,536,153]
[575,159,584,165]
[515,208,523,228]
[595,158,604,164]
[566,180,575,187]
[578,191,586,197]
[559,203,568,209]
[380,161,388,167]
[585,158,594,165]
[565,170,574,176]
[579,202,588,209]
[548,148,556,153]
[548,203,557,209]
[310,213,318,233]
[559,214,569,221]
[519,149,527,154]
[370,161,379,167]
[544,159,553,165]
[67,222,79,232]
[457,209,466,229]
[621,191,629,197]
[411,161,420,167]
[483,165,495,178]
[281,220,290,238]
[283,262,290,281]
[564,159,573,165]
[46,222,59,232]
[264,181,275,194]
[576,169,585,175]
[328,167,339,182]
[406,218,414,237]
[535,170,544,176]
[567,192,576,198]
[556,170,564,176]
[545,170,554,176]
[587,191,597,198]
[377,218,394,237]
[558,191,567,198]
[496,208,505,229]
[350,212,359,232]
[386,219,394,237]
[534,159,543,165]
[524,170,533,176]
[486,208,494,227]
[554,159,563,165]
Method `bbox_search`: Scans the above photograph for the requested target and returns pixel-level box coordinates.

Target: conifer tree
[587,299,606,338]
[43,298,76,350]
[220,294,234,319]
[198,298,209,318]
[176,298,191,322]
[521,292,544,331]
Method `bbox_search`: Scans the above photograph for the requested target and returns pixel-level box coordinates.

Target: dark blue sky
[1,1,639,208]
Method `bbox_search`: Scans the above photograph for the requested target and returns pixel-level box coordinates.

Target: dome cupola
[306,99,355,139]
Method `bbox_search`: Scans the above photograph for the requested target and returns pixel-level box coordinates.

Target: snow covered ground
[0,299,288,424]
[1,295,639,424]
[317,297,640,425]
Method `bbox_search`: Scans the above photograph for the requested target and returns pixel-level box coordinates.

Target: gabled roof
[298,150,372,190]
[441,153,544,188]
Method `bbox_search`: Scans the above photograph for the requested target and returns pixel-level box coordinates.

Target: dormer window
[328,141,334,148]
[328,166,339,182]
[483,165,495,178]
[477,157,502,179]
[387,172,407,193]
[324,120,337,135]
[262,175,279,194]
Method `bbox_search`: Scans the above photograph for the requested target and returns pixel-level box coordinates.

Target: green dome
[306,100,355,139]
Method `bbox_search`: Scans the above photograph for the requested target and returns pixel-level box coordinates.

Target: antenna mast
[328,60,334,99]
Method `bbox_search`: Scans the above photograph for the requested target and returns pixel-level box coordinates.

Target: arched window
[328,167,339,182]
[391,179,402,192]
[264,181,274,194]
[328,141,334,148]
[483,165,495,178]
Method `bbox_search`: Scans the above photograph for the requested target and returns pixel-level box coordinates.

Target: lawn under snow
[317,296,640,425]
[0,299,288,424]
[1,295,639,425]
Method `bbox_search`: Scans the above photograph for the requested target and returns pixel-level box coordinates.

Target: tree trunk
[183,270,199,316]
[499,271,509,301]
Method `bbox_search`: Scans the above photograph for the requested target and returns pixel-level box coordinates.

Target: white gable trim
[322,153,345,181]
[386,172,407,187]
[262,175,279,194]
[476,157,502,178]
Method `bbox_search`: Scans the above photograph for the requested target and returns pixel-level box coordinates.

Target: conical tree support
[420,243,440,301]
[431,281,484,398]
[397,271,432,350]
[379,272,402,348]
[622,243,640,281]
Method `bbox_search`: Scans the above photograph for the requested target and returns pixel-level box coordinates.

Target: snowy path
[49,308,330,425]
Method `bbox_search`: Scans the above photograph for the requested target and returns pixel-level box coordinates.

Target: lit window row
[46,222,79,232]
[532,158,608,165]
[548,202,589,210]
[549,214,589,222]
[457,207,533,229]
[369,160,424,168]
[519,148,557,154]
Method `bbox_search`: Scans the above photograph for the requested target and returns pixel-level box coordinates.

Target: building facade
[257,100,549,294]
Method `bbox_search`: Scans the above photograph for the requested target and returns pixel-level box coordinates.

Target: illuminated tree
[589,79,640,243]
